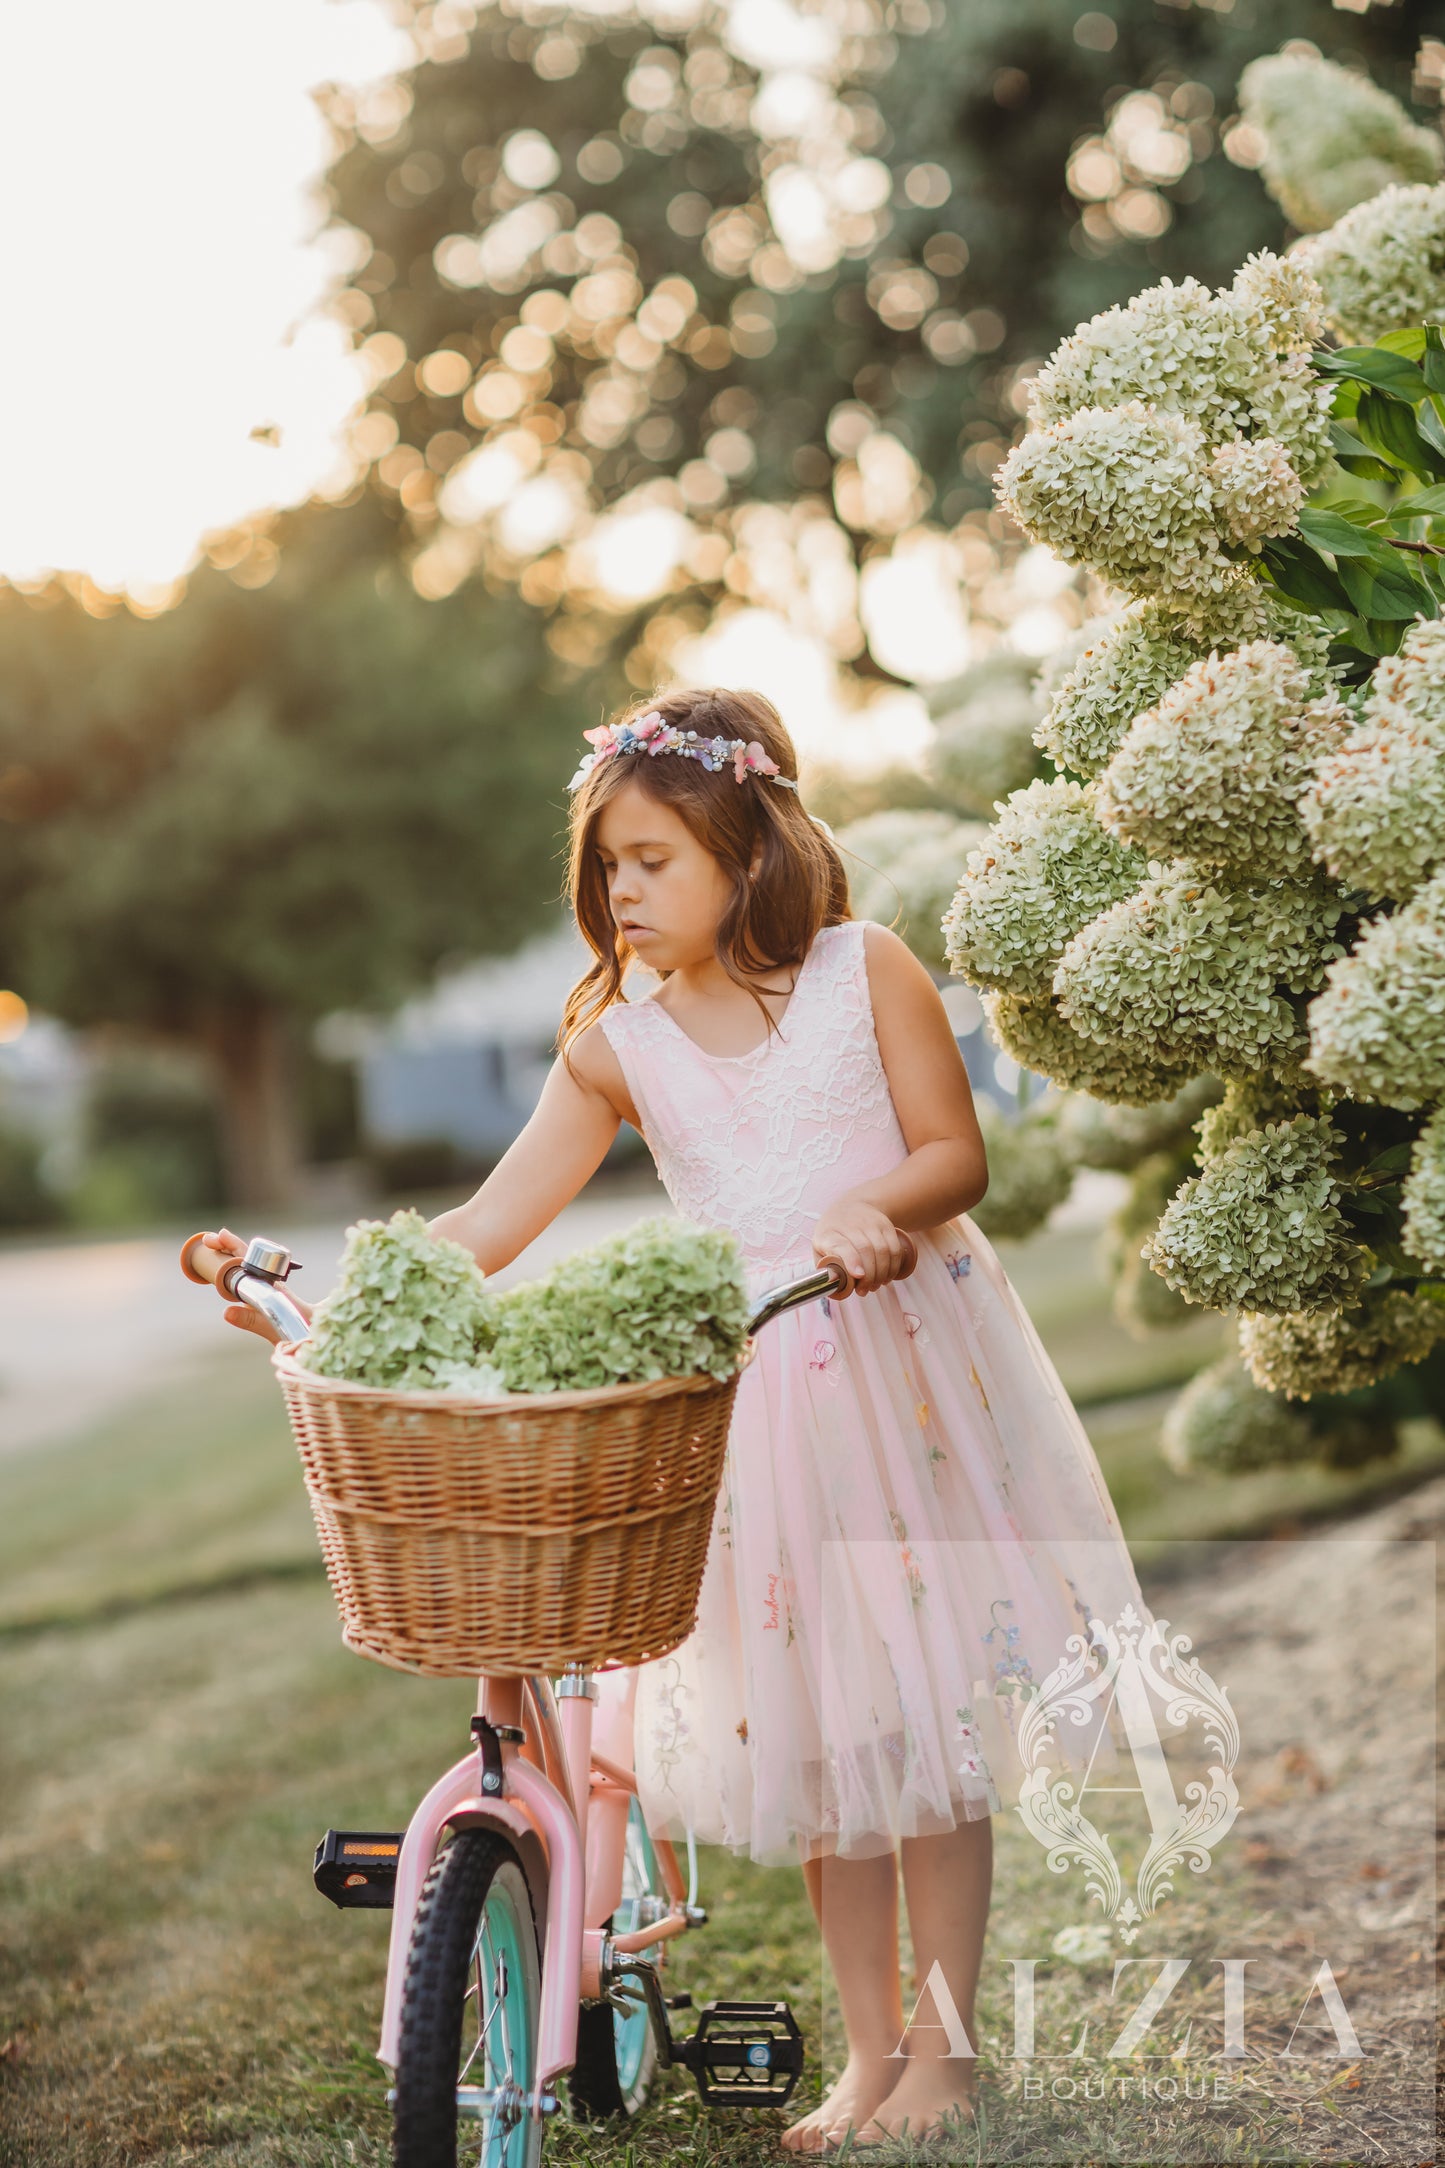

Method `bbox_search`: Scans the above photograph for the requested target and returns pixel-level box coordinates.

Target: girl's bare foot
[849,2057,980,2149]
[781,2051,907,2155]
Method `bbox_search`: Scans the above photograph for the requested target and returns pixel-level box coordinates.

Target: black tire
[393,1829,543,2168]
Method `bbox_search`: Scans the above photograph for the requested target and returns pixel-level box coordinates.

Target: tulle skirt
[631,1216,1154,1867]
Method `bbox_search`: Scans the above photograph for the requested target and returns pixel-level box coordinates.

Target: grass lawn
[3,1225,1439,2164]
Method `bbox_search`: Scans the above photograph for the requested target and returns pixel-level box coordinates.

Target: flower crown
[568,708,800,793]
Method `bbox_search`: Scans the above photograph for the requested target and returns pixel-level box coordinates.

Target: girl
[210,685,1152,2155]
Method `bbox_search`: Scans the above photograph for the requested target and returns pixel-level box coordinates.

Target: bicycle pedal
[313,1829,404,1909]
[673,1999,804,2106]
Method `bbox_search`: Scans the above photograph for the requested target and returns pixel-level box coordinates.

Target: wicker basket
[273,1345,744,1678]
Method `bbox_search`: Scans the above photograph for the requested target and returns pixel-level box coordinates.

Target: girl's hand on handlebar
[198,1228,315,1345]
[811,1201,912,1296]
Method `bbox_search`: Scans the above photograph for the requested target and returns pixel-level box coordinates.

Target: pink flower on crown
[634,710,666,743]
[734,739,780,783]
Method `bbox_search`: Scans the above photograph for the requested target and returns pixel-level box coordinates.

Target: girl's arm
[201,1026,632,1341]
[429,1022,630,1271]
[811,922,989,1293]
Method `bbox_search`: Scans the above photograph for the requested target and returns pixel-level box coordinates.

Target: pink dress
[599,918,1151,1867]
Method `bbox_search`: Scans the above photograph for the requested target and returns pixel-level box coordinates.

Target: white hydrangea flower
[1293,182,1445,345]
[982,988,1195,1106]
[1025,257,1331,483]
[1305,867,1445,1108]
[1300,617,1445,901]
[1054,863,1347,1080]
[837,808,987,972]
[1239,51,1442,234]
[1036,590,1331,780]
[942,778,1146,996]
[1239,1289,1445,1398]
[1401,1107,1445,1274]
[1232,251,1329,350]
[1206,437,1306,551]
[998,402,1234,603]
[1141,1113,1371,1314]
[1098,640,1350,876]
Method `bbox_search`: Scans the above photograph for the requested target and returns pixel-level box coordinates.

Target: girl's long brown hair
[560,687,850,1057]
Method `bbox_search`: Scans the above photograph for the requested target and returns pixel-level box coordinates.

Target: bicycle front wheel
[393,1828,544,2168]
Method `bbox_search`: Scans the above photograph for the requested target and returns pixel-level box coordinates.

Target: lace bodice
[599,919,907,1274]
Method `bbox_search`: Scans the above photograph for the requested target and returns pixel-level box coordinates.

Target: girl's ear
[748,840,763,881]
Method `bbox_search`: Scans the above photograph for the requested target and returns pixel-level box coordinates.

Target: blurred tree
[0,506,590,1205]
[318,0,1431,669]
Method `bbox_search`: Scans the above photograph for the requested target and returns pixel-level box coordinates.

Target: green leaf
[1336,547,1437,620]
[1327,420,1397,480]
[1377,328,1429,363]
[1317,494,1391,526]
[1259,536,1354,614]
[1356,390,1445,478]
[1361,1142,1416,1178]
[1418,396,1445,463]
[1313,346,1429,402]
[1297,507,1382,557]
[1424,326,1445,396]
[1386,481,1445,518]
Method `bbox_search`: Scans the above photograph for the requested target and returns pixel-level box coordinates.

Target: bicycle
[181,1224,916,2167]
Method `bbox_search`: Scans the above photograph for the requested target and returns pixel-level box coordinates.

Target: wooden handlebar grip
[180,1233,241,1294]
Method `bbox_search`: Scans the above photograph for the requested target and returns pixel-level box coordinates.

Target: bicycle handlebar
[179,1227,920,1353]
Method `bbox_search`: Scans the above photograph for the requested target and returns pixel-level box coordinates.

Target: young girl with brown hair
[213,684,1151,2153]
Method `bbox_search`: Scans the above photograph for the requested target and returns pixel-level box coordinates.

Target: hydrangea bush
[297,1209,750,1395]
[940,50,1445,1467]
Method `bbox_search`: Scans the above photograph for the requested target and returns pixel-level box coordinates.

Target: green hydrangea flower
[1305,868,1445,1108]
[1160,1351,1317,1474]
[969,1101,1076,1242]
[1239,1288,1445,1398]
[1140,1113,1372,1314]
[1035,603,1208,782]
[1293,182,1445,345]
[1025,255,1331,483]
[982,989,1195,1105]
[1098,640,1349,876]
[943,778,1147,997]
[489,1216,750,1392]
[1037,592,1331,783]
[1194,1075,1321,1161]
[1401,1106,1445,1274]
[1300,617,1445,903]
[1054,864,1346,1080]
[297,1209,498,1389]
[1239,52,1442,234]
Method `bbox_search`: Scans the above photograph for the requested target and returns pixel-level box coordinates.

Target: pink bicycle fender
[376,1746,583,2084]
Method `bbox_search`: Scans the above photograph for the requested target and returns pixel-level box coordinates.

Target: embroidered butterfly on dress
[945,1250,972,1282]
